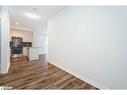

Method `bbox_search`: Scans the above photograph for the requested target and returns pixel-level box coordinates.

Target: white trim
[1,62,10,74]
[48,60,109,89]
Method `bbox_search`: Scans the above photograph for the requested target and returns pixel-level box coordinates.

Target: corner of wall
[1,62,10,74]
[48,60,109,90]
[0,6,10,74]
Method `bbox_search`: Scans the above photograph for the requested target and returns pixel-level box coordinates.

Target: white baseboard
[0,62,10,74]
[48,60,108,89]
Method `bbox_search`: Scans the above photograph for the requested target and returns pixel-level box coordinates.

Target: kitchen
[9,25,46,63]
[7,6,49,64]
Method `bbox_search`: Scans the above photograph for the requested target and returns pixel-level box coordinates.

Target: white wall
[33,22,48,54]
[0,7,1,73]
[48,7,127,89]
[0,7,10,74]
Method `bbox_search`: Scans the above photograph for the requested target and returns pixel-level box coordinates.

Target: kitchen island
[29,47,43,61]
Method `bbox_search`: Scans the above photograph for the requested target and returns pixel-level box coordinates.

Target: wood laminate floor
[10,56,29,64]
[0,55,98,90]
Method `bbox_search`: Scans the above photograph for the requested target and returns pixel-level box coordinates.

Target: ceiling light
[16,22,18,25]
[24,12,40,19]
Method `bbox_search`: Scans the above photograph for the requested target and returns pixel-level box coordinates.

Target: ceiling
[8,6,65,30]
